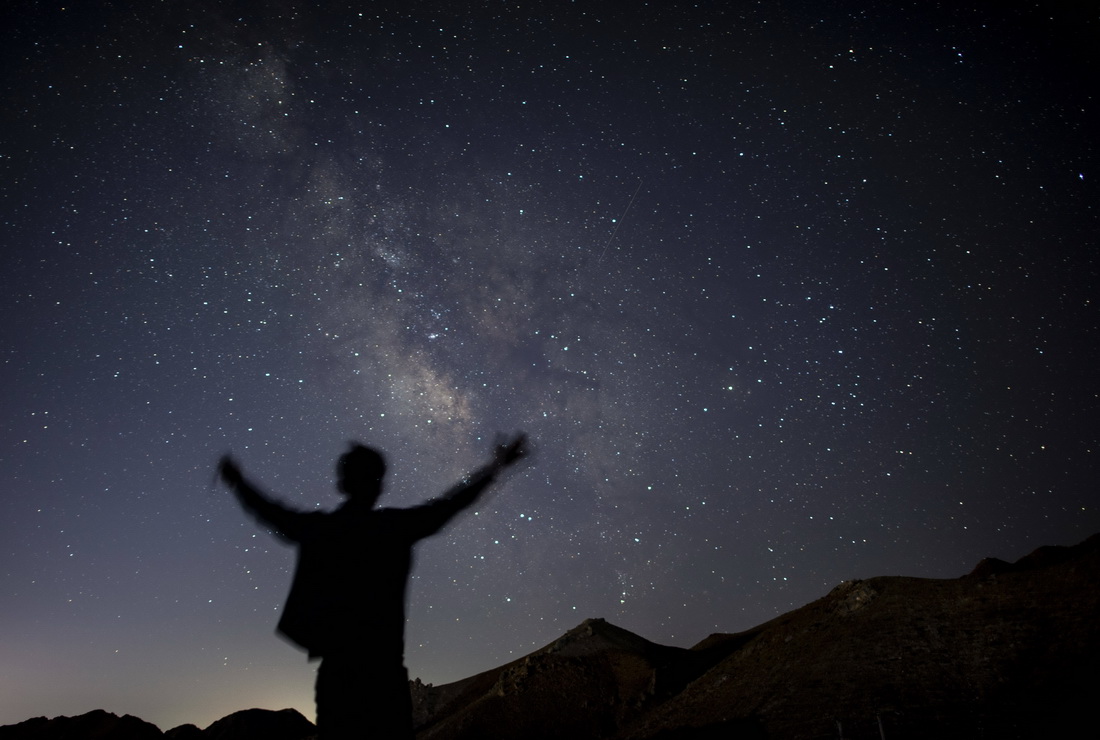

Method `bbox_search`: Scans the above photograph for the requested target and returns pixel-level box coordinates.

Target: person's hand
[218,455,243,487]
[492,433,529,470]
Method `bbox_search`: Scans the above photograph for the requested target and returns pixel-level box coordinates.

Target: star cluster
[2,2,1096,731]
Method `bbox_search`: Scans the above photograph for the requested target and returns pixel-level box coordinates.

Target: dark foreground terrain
[4,533,1098,740]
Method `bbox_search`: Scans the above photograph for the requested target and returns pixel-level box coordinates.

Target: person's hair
[339,443,386,483]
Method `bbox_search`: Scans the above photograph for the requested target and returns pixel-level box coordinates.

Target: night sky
[2,1,1097,732]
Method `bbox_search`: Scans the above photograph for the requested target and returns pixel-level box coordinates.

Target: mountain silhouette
[407,532,1100,740]
[3,534,1097,740]
[0,709,163,740]
[620,533,1100,739]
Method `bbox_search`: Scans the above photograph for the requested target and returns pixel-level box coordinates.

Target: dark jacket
[230,471,496,659]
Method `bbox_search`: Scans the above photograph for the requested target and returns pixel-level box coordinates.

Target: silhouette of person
[217,433,529,740]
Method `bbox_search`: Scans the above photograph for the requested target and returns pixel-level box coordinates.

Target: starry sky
[2,0,1097,732]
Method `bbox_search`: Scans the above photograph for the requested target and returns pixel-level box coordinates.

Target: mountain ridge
[4,533,1097,740]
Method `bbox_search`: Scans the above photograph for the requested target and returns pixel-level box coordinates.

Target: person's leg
[373,662,414,740]
[315,655,413,740]
[315,656,358,740]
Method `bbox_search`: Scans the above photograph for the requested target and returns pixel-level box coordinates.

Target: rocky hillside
[4,534,1097,740]
[415,533,1100,739]
[622,533,1100,739]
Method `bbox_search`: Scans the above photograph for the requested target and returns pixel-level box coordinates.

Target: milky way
[2,2,1096,731]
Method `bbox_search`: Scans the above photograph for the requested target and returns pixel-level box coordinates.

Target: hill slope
[417,533,1100,740]
[4,535,1097,740]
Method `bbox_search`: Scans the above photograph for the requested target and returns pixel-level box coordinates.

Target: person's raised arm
[412,433,530,537]
[454,432,529,500]
[218,455,303,540]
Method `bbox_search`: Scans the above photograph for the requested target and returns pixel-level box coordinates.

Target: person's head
[337,443,386,502]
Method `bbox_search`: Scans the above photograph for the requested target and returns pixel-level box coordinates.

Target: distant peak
[968,532,1100,577]
[544,617,673,659]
